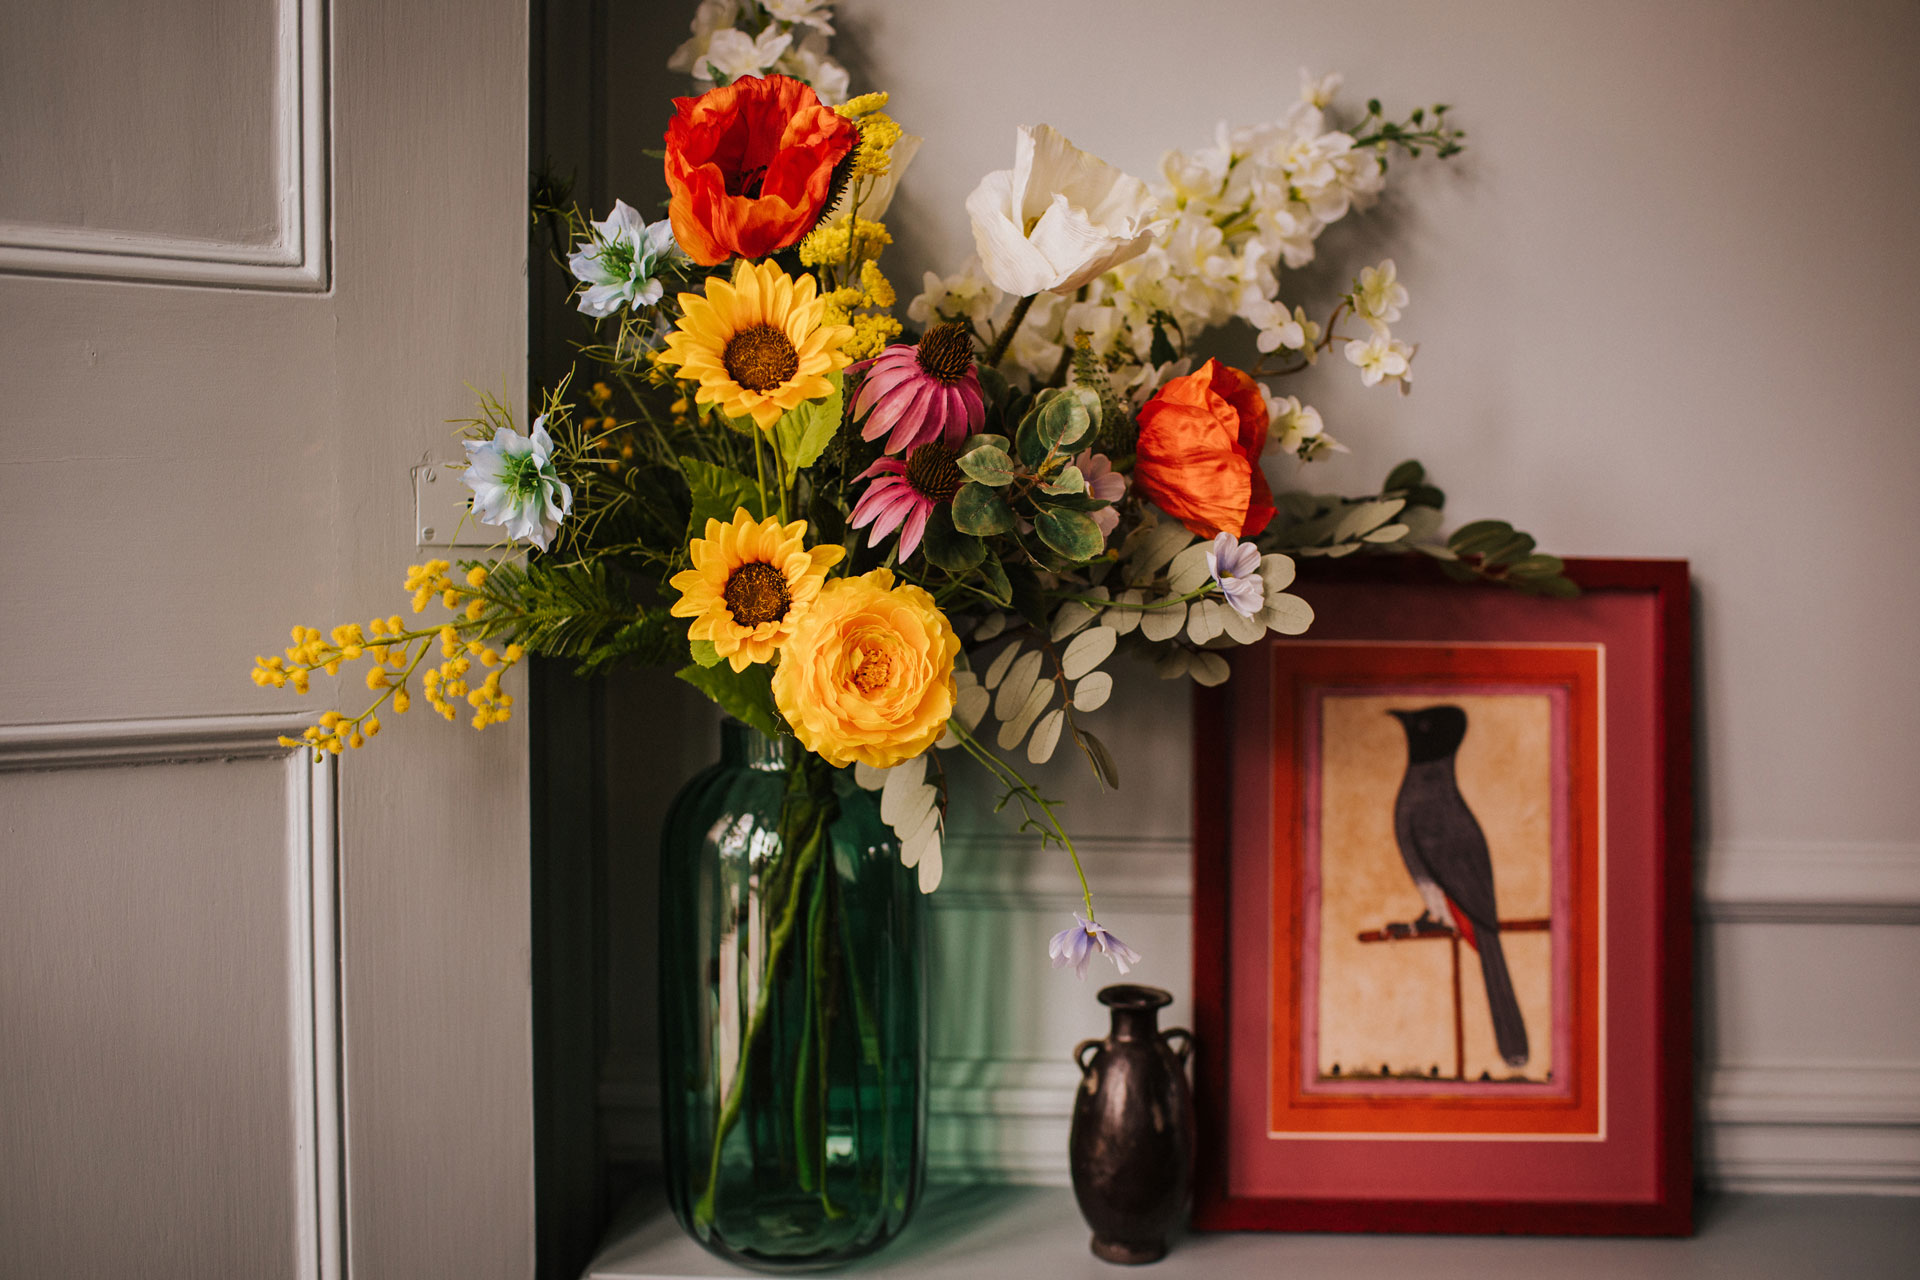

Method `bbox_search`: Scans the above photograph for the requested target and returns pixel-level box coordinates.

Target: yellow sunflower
[669,509,845,671]
[658,259,854,430]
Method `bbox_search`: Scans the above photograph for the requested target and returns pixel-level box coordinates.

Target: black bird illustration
[1387,706,1529,1068]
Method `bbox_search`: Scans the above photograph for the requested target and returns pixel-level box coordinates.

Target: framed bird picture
[1190,558,1693,1235]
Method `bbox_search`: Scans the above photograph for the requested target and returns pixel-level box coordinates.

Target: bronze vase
[1068,985,1194,1265]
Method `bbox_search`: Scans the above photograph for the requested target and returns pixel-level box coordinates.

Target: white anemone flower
[774,31,849,105]
[700,25,792,83]
[666,0,741,74]
[965,124,1165,297]
[567,200,678,318]
[762,0,835,35]
[463,418,574,551]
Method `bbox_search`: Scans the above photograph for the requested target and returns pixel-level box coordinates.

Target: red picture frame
[1190,558,1693,1235]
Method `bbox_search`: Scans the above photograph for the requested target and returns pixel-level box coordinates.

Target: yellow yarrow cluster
[843,313,904,361]
[834,93,902,178]
[836,91,890,120]
[255,559,526,759]
[851,114,903,178]
[811,241,902,360]
[798,217,891,272]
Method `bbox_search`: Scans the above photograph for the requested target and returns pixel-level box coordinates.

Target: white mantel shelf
[585,1185,1919,1279]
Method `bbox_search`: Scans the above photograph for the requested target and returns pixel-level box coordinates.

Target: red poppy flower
[663,74,859,266]
[1132,359,1276,539]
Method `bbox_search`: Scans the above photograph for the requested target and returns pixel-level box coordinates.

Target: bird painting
[1386,705,1530,1068]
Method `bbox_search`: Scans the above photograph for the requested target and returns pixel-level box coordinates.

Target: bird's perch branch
[1356,917,1549,944]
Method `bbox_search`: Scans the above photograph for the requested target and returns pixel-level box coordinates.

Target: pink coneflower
[848,321,987,454]
[849,442,967,561]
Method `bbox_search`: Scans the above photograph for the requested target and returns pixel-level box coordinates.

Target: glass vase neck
[720,718,789,772]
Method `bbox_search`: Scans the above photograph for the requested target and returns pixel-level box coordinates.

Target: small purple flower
[1049,913,1143,980]
[1205,531,1265,618]
[1075,449,1129,538]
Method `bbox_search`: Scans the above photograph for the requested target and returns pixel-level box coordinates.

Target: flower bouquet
[252,0,1567,1266]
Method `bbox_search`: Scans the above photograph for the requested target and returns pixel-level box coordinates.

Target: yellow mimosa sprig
[252,559,526,760]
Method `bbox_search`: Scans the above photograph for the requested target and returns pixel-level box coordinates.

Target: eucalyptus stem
[1050,584,1215,611]
[951,723,1096,920]
[984,293,1037,368]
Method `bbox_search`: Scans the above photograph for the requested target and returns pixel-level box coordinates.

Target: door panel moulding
[0,0,328,291]
[0,713,346,1277]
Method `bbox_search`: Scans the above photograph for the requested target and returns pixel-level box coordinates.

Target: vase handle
[1162,1027,1193,1066]
[1074,1038,1103,1076]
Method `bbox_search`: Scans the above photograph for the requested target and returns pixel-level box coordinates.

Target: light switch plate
[412,460,495,548]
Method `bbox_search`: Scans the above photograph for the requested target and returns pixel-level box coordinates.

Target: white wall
[599,0,1920,1194]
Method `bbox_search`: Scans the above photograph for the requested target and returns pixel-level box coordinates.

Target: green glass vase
[658,720,926,1270]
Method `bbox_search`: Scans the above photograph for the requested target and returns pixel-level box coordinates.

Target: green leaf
[1080,729,1121,790]
[1148,317,1178,367]
[1481,532,1537,567]
[473,558,633,661]
[1383,460,1425,492]
[681,456,767,534]
[1037,489,1111,513]
[1040,464,1085,496]
[675,661,782,740]
[920,507,987,572]
[952,482,1015,536]
[976,365,1012,415]
[1533,575,1582,599]
[1035,507,1104,562]
[963,432,1011,455]
[573,606,687,676]
[979,555,1013,606]
[1035,389,1091,453]
[1015,415,1048,469]
[1005,561,1049,631]
[690,637,723,668]
[1066,385,1103,436]
[771,370,843,485]
[1508,554,1566,579]
[957,444,1017,487]
[1448,519,1515,556]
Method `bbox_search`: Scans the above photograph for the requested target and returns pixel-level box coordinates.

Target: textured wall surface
[592,0,1920,1193]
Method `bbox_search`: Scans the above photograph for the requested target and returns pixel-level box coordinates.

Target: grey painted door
[0,1,534,1275]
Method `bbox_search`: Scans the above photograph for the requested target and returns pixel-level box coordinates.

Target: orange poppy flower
[1132,359,1277,539]
[663,74,859,266]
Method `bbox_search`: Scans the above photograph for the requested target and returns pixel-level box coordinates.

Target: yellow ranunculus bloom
[669,509,845,671]
[772,568,960,769]
[656,258,853,430]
